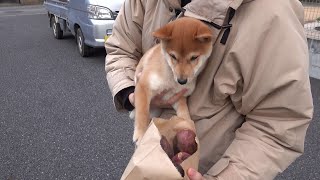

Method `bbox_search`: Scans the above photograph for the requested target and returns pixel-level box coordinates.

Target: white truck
[44,0,124,57]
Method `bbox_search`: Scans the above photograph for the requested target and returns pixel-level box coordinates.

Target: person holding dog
[105,0,314,179]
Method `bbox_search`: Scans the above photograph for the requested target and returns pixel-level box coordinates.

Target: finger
[187,168,204,180]
[151,90,170,106]
[167,89,188,105]
[135,72,142,82]
[151,89,186,108]
[152,96,167,107]
[128,93,135,107]
[137,72,142,78]
[155,90,169,99]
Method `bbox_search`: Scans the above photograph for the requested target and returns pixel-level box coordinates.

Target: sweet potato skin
[173,129,197,155]
[175,164,185,177]
[159,129,198,178]
[172,152,191,165]
[160,135,174,158]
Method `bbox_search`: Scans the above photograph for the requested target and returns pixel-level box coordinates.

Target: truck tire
[51,17,63,39]
[76,28,91,57]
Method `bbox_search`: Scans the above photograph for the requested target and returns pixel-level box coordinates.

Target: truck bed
[43,0,68,20]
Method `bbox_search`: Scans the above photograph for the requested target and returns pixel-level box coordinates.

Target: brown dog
[132,17,213,144]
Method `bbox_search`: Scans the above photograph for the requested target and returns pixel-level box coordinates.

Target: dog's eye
[170,54,177,60]
[190,56,198,61]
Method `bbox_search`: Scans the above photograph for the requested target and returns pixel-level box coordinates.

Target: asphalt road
[0,5,134,180]
[0,5,319,180]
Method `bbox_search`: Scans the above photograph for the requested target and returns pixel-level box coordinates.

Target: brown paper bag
[121,116,200,180]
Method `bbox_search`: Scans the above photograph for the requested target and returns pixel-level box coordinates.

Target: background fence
[301,0,320,79]
[302,0,320,40]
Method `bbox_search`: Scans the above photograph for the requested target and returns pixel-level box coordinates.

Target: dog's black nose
[177,78,187,85]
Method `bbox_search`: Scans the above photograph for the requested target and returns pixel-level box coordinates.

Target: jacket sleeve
[205,1,313,180]
[105,0,145,111]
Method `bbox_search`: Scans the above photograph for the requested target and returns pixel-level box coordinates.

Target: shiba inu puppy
[132,17,213,144]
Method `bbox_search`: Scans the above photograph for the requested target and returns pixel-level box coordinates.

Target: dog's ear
[152,23,173,41]
[195,24,213,43]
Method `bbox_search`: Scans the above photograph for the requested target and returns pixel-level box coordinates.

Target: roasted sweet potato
[172,152,191,165]
[174,164,185,177]
[173,129,197,155]
[160,135,174,158]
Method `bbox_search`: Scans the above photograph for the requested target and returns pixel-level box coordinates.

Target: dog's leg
[173,97,191,120]
[133,79,152,145]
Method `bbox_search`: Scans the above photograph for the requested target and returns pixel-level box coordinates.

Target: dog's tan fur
[133,17,213,144]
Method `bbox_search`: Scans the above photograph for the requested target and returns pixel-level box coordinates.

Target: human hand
[187,168,206,180]
[128,93,135,107]
[128,89,188,108]
[128,71,188,108]
[150,89,188,108]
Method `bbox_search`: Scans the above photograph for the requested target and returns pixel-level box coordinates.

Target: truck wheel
[51,17,63,39]
[76,28,91,57]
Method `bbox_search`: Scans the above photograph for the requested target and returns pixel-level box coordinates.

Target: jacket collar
[178,0,254,25]
[185,0,244,24]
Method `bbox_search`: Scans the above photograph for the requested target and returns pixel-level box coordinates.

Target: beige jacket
[105,0,314,179]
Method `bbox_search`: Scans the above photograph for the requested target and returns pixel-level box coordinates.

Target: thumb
[128,93,135,107]
[187,168,204,180]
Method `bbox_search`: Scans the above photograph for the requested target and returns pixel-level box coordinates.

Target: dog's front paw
[132,128,144,146]
[129,109,135,120]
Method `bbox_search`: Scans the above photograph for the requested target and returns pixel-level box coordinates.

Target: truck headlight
[88,5,113,20]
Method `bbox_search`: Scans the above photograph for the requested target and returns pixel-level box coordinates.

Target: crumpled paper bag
[121,116,200,180]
